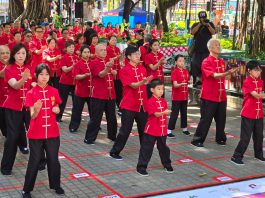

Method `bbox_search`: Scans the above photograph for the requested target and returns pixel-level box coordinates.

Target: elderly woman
[191,38,238,148]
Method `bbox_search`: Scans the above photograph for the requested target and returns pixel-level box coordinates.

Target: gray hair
[95,43,106,52]
[207,38,220,50]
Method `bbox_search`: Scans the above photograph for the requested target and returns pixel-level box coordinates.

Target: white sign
[72,173,89,178]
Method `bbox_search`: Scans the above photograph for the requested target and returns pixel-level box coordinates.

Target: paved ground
[0,86,265,198]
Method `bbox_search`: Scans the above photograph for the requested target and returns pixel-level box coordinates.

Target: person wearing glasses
[29,26,46,80]
[231,61,265,165]
[57,28,73,54]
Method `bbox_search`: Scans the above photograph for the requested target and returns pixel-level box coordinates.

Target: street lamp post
[147,0,151,23]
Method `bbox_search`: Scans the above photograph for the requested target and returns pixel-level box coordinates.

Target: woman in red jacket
[21,64,64,197]
[1,43,32,175]
[106,35,122,114]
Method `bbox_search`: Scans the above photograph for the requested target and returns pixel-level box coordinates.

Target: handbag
[187,25,203,57]
[187,38,195,57]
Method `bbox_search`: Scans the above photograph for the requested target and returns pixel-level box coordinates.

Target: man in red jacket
[84,43,117,144]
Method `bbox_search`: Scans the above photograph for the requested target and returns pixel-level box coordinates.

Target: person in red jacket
[21,64,64,198]
[191,39,238,147]
[29,26,46,78]
[105,22,113,37]
[88,33,99,59]
[84,43,117,144]
[145,39,167,98]
[74,33,84,56]
[57,28,73,54]
[57,40,79,122]
[0,45,10,137]
[8,31,22,50]
[0,22,14,45]
[42,38,62,89]
[139,34,152,66]
[109,46,152,160]
[106,36,122,114]
[69,45,92,132]
[1,43,33,175]
[136,78,173,176]
[231,61,265,165]
[167,54,191,138]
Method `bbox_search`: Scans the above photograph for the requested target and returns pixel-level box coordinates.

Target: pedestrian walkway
[0,87,265,198]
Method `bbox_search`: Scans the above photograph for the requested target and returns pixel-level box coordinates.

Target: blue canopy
[103,5,149,16]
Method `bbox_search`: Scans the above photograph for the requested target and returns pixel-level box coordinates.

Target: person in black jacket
[84,21,97,45]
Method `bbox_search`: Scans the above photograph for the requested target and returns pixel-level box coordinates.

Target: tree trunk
[250,0,264,55]
[8,0,24,21]
[154,8,161,26]
[123,0,140,22]
[237,0,250,49]
[157,0,168,32]
[156,0,181,32]
[21,0,50,23]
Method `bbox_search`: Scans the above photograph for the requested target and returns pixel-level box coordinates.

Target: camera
[204,19,210,23]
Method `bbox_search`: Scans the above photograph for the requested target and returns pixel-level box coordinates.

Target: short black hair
[62,28,68,33]
[9,43,29,65]
[35,63,50,79]
[246,60,261,70]
[3,22,10,27]
[46,37,56,45]
[23,30,32,36]
[174,54,184,62]
[136,29,144,37]
[86,21,93,27]
[65,40,75,48]
[49,30,57,36]
[35,25,43,31]
[150,78,163,89]
[125,46,138,58]
[13,31,21,37]
[80,44,90,56]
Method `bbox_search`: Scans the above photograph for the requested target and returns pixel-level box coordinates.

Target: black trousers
[85,98,117,142]
[110,107,148,155]
[69,96,90,130]
[49,76,60,90]
[191,52,209,78]
[0,107,7,137]
[57,83,75,120]
[168,100,188,130]
[137,133,171,170]
[233,117,263,159]
[23,137,61,192]
[1,108,30,171]
[114,79,122,110]
[191,99,227,144]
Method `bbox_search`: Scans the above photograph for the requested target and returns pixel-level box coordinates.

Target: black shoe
[69,128,77,133]
[20,147,29,154]
[21,191,32,198]
[167,133,175,138]
[56,118,62,123]
[255,156,265,162]
[117,111,122,117]
[109,153,123,160]
[1,169,12,175]
[136,169,149,176]
[55,187,65,195]
[191,142,204,147]
[38,165,46,172]
[182,131,190,136]
[216,141,226,146]
[84,139,95,145]
[164,166,174,173]
[231,157,244,165]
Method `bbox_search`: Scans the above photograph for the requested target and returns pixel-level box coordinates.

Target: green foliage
[160,34,192,47]
[220,38,233,50]
[53,14,62,28]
